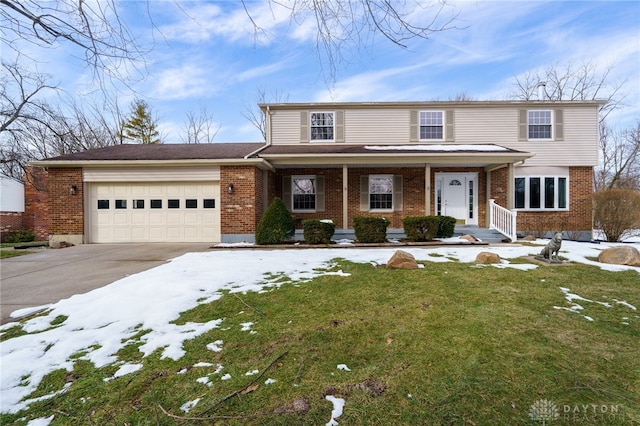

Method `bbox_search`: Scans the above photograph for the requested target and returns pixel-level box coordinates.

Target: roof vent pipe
[537,82,546,100]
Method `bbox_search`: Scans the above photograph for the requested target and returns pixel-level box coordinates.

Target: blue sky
[13,0,640,143]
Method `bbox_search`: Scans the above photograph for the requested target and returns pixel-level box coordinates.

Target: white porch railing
[489,199,518,242]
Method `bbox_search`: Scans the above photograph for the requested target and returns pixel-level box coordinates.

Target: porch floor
[454,225,509,243]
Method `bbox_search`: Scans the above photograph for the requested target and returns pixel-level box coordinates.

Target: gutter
[29,158,276,172]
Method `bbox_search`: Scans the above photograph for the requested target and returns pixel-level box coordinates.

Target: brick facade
[220,166,264,235]
[0,212,23,240]
[23,167,49,240]
[0,167,49,241]
[517,167,593,235]
[48,168,84,236]
[38,163,595,243]
[274,167,425,229]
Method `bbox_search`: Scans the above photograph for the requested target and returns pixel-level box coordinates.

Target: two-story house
[33,100,603,245]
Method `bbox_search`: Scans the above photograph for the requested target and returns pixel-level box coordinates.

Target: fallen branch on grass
[199,350,288,415]
[159,351,289,420]
[233,293,266,316]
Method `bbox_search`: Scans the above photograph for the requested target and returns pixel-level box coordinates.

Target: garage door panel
[89,182,220,243]
[131,212,146,225]
[113,213,128,225]
[166,227,182,239]
[184,212,199,224]
[166,212,183,225]
[131,186,146,196]
[147,186,163,196]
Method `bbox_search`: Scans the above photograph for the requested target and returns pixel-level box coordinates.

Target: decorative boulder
[598,246,640,267]
[475,251,501,264]
[386,250,419,270]
[460,234,478,242]
[522,235,536,241]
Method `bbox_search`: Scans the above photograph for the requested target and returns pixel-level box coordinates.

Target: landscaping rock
[460,234,478,242]
[522,235,536,241]
[598,246,640,267]
[386,250,419,269]
[475,251,501,264]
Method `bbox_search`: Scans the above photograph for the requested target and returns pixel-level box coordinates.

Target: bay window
[515,176,568,210]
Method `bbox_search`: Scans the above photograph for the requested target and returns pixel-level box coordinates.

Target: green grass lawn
[2,259,639,425]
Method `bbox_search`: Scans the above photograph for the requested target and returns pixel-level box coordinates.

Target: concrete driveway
[0,243,211,324]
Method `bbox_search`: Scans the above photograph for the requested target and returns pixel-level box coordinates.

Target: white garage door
[88,182,220,243]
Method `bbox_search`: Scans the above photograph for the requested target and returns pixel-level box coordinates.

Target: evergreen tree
[255,197,295,244]
[119,99,162,144]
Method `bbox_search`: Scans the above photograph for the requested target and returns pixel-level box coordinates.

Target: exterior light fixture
[227,183,234,194]
[69,184,77,195]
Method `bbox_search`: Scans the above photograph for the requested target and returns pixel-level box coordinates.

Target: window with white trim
[292,176,316,211]
[515,176,568,210]
[310,112,334,141]
[528,110,552,139]
[419,111,444,140]
[369,175,393,210]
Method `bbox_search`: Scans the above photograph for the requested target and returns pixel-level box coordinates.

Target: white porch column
[424,164,431,215]
[342,165,348,229]
[486,170,492,227]
[507,163,515,209]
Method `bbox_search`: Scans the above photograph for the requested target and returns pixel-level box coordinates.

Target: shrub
[302,219,336,244]
[402,216,440,241]
[255,197,295,245]
[593,189,640,242]
[353,216,390,243]
[436,216,457,238]
[2,230,36,243]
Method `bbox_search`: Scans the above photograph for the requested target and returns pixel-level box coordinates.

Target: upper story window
[419,111,444,140]
[310,112,334,141]
[528,110,552,139]
[292,176,316,211]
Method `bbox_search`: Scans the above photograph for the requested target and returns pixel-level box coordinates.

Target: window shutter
[282,176,292,210]
[360,175,369,211]
[300,111,309,143]
[518,110,528,141]
[316,176,325,212]
[445,110,455,142]
[409,110,419,142]
[554,109,564,141]
[335,111,344,143]
[393,175,403,212]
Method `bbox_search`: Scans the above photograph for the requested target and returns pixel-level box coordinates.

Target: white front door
[435,173,478,225]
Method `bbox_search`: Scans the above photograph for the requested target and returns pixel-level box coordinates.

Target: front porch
[293,224,510,244]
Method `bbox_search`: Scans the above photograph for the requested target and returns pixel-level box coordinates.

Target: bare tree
[1,0,149,87]
[0,60,57,134]
[510,61,637,190]
[510,61,625,121]
[597,122,640,191]
[242,89,289,141]
[242,0,461,81]
[181,107,220,144]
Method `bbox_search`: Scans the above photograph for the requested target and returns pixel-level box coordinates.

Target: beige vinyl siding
[506,107,598,166]
[84,166,220,182]
[344,109,409,144]
[270,110,303,144]
[455,108,519,144]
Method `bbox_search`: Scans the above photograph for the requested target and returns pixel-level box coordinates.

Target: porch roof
[255,143,534,168]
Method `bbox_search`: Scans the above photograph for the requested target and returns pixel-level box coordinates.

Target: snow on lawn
[1,240,639,414]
